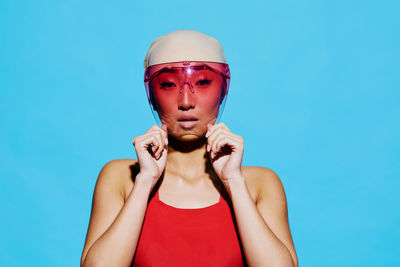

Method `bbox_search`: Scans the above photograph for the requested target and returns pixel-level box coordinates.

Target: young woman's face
[149,64,224,141]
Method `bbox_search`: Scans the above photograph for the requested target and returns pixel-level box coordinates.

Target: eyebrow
[159,68,179,74]
[152,68,178,80]
[153,64,220,79]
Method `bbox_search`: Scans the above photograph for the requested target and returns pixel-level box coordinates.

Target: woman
[81,30,298,267]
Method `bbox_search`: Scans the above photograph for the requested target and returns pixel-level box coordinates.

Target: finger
[148,125,168,144]
[210,131,241,156]
[225,132,244,144]
[144,135,161,156]
[145,125,161,134]
[133,135,146,148]
[151,132,164,158]
[206,122,230,138]
[207,124,241,150]
[217,135,238,152]
[153,128,168,156]
[160,124,168,145]
[144,125,166,145]
[211,133,231,157]
[212,136,238,158]
[161,123,168,133]
[205,123,215,138]
[207,128,231,151]
[137,128,166,159]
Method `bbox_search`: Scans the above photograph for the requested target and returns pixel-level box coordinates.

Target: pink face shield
[144,61,231,126]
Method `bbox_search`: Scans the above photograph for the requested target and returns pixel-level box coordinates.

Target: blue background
[1,0,399,266]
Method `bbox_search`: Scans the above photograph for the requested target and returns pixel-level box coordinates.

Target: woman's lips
[177,119,199,129]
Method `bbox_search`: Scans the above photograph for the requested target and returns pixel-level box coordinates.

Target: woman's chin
[179,134,203,141]
[170,132,205,142]
[162,117,216,142]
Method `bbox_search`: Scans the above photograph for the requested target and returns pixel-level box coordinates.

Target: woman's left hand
[206,123,244,185]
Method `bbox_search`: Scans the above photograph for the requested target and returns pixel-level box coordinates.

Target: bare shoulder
[81,159,139,265]
[96,159,139,198]
[241,166,286,204]
[98,159,138,182]
[100,158,138,177]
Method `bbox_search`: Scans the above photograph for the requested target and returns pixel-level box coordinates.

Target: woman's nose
[178,83,196,110]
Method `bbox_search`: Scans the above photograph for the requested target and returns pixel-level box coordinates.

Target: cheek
[197,89,222,110]
[154,94,175,112]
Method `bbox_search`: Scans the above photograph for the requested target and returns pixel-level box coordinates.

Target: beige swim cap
[144,30,227,68]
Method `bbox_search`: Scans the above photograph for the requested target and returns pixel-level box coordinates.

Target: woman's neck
[165,136,212,181]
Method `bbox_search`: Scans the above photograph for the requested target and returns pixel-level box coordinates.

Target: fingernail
[205,131,209,137]
[207,144,210,152]
[165,137,168,145]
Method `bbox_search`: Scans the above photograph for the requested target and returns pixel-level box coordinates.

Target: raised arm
[81,125,168,266]
[80,160,154,267]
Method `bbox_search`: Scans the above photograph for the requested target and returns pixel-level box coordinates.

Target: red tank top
[132,190,247,267]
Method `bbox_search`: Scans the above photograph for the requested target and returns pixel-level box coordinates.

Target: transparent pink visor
[144,61,231,125]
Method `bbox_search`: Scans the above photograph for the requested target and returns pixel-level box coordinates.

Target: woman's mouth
[177,117,199,129]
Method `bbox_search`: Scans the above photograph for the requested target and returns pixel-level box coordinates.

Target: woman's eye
[160,82,176,89]
[196,79,212,86]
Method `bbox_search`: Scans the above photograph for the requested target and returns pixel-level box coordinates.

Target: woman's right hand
[132,124,168,186]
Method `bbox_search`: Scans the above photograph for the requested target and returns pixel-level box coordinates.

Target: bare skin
[81,138,298,266]
[81,83,298,266]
